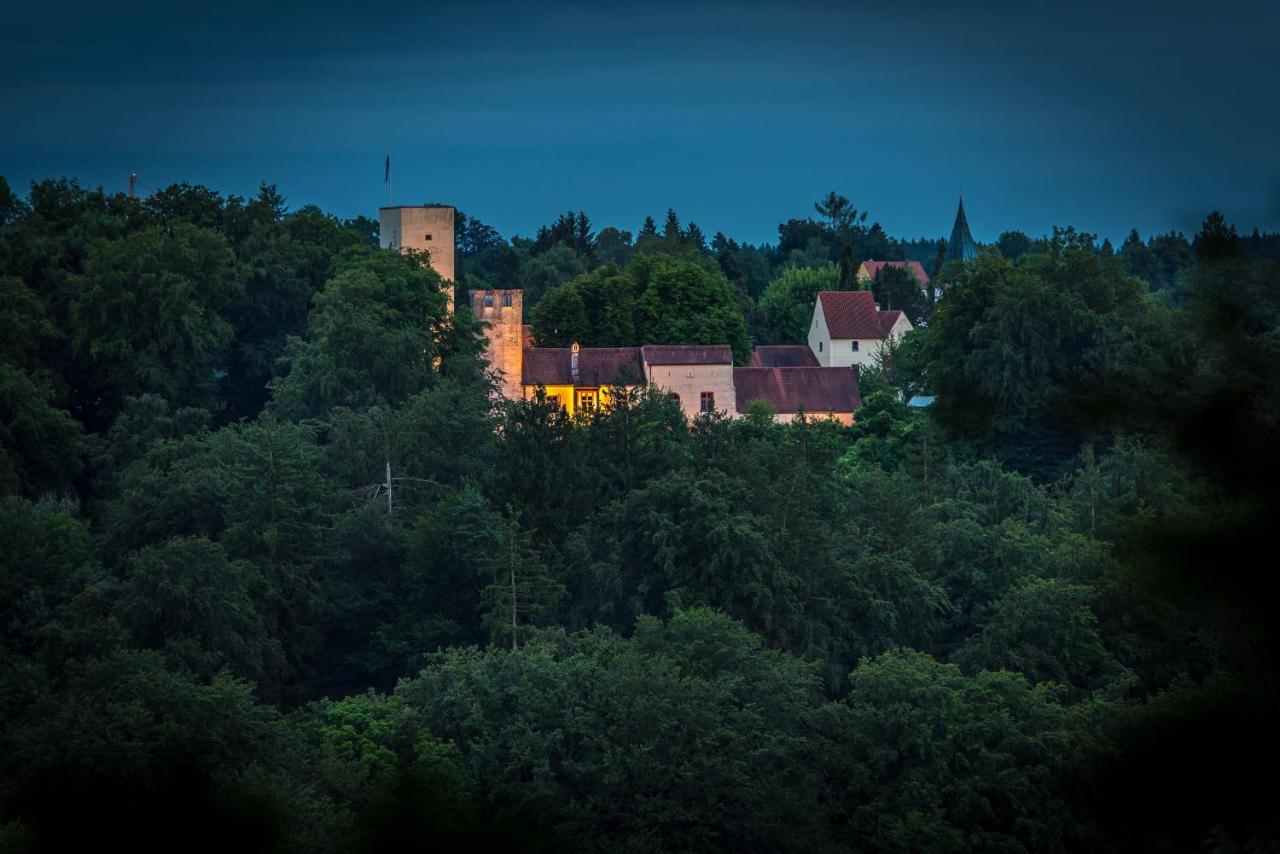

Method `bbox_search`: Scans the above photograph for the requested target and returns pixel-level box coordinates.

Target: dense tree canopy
[1,177,1277,851]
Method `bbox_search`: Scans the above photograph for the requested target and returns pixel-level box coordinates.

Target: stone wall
[471,289,524,400]
[379,205,457,310]
[643,363,738,419]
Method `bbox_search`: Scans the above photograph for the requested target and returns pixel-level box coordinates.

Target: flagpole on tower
[385,144,392,207]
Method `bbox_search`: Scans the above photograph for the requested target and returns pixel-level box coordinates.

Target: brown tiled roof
[818,291,885,340]
[522,348,571,385]
[641,344,733,365]
[521,347,644,387]
[733,366,861,415]
[578,347,643,386]
[750,345,819,368]
[862,259,931,287]
[878,309,904,337]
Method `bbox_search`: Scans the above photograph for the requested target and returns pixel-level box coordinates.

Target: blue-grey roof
[945,197,979,263]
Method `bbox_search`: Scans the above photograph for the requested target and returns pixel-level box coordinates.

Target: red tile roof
[733,367,861,415]
[641,344,733,365]
[522,348,571,385]
[578,347,644,386]
[818,291,885,339]
[878,309,905,337]
[750,345,820,367]
[862,259,931,287]
[521,347,644,387]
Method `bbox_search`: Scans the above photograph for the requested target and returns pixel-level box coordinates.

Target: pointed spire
[945,195,979,263]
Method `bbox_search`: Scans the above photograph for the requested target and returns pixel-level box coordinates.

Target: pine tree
[684,221,706,251]
[663,208,682,240]
[479,516,565,650]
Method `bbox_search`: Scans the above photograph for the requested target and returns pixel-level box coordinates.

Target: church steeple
[945,196,979,263]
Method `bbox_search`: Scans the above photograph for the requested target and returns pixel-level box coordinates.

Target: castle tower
[470,289,524,400]
[380,205,457,310]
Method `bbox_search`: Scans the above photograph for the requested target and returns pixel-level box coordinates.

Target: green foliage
[816,649,1087,852]
[479,516,565,649]
[269,249,454,419]
[531,255,751,362]
[755,263,839,343]
[71,223,242,414]
[953,578,1129,695]
[1,175,1274,851]
[870,264,929,325]
[632,254,751,363]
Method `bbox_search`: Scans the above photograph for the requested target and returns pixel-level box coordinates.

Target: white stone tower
[379,205,457,309]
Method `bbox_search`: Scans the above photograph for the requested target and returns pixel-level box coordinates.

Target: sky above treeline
[3,0,1277,246]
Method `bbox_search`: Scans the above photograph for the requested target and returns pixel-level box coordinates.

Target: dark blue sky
[4,1,1277,245]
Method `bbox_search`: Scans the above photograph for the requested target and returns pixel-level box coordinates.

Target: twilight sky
[3,0,1277,245]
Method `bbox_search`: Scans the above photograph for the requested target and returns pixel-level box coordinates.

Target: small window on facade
[819,341,823,352]
[851,341,859,351]
[424,233,433,241]
[578,391,596,410]
[700,392,715,413]
[483,295,494,307]
[502,292,513,307]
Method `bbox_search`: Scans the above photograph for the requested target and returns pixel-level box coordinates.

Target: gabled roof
[817,291,886,339]
[641,344,733,366]
[750,345,820,368]
[861,260,931,287]
[945,197,979,262]
[733,367,861,415]
[878,309,905,337]
[521,347,644,387]
[578,347,644,386]
[522,348,572,385]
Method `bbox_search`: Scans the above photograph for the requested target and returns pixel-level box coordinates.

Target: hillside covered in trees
[2,176,1279,851]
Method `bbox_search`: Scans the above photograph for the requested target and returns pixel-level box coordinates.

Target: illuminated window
[503,292,513,307]
[700,392,715,413]
[578,391,596,410]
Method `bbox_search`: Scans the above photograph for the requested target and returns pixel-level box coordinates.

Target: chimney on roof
[570,342,580,384]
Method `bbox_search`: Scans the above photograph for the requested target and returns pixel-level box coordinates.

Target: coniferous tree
[479,515,564,650]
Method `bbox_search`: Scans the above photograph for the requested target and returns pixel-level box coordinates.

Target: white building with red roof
[807,290,914,369]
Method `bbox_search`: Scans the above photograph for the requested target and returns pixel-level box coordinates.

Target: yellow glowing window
[578,391,597,410]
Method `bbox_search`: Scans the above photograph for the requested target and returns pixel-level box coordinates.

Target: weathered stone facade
[379,205,457,309]
[470,289,524,400]
[640,346,738,419]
